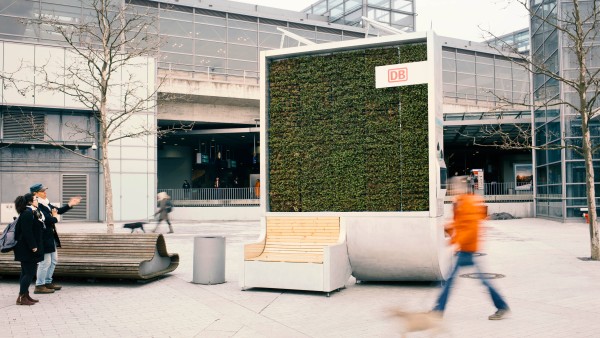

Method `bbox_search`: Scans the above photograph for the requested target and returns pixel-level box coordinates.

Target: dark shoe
[25,292,39,303]
[17,294,35,305]
[167,231,174,234]
[45,283,62,291]
[33,285,55,294]
[489,308,510,320]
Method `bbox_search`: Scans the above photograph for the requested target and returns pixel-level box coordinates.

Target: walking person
[13,193,45,305]
[30,183,81,294]
[432,175,510,320]
[153,192,173,234]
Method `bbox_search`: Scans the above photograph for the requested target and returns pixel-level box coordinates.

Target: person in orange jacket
[432,176,510,320]
[254,179,260,198]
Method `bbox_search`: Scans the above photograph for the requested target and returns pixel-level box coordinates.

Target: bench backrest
[263,216,340,258]
[58,233,165,259]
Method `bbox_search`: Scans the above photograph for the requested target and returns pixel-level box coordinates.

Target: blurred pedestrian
[13,193,45,305]
[254,179,260,198]
[30,183,81,294]
[432,176,510,320]
[153,192,173,234]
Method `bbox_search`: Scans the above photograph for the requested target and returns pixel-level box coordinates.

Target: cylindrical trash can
[193,236,226,285]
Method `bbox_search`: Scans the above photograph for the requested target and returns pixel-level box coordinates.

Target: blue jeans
[36,250,57,286]
[433,251,509,312]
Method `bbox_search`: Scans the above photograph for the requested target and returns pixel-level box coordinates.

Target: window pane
[228,28,257,46]
[259,32,281,48]
[195,40,226,57]
[194,24,226,41]
[159,8,192,21]
[195,56,225,69]
[228,59,257,72]
[160,18,193,37]
[368,0,390,9]
[228,44,257,61]
[228,19,257,30]
[195,14,226,26]
[162,36,193,54]
[392,12,412,27]
[393,0,413,11]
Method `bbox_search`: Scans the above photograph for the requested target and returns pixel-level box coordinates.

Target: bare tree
[17,0,167,233]
[481,0,600,259]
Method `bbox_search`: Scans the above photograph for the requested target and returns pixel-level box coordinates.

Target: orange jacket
[446,193,487,252]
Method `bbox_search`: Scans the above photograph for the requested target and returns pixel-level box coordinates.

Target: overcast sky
[232,0,530,41]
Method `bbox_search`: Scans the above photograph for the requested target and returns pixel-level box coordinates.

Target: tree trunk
[102,141,114,234]
[582,121,600,259]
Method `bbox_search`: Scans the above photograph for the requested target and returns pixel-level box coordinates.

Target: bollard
[192,236,226,285]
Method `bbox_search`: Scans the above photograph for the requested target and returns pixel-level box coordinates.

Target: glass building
[487,28,530,54]
[531,0,600,220]
[303,0,415,31]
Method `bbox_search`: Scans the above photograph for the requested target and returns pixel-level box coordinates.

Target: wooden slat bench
[240,216,351,295]
[0,233,179,280]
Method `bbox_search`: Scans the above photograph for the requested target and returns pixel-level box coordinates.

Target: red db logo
[388,67,408,83]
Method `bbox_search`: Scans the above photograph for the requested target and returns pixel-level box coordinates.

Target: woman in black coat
[13,193,45,305]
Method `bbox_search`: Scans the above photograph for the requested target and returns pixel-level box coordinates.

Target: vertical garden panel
[268,43,428,212]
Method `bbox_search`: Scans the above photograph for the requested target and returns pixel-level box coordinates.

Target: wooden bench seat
[240,216,351,294]
[0,233,179,280]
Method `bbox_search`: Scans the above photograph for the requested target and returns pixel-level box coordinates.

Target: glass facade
[532,0,600,219]
[0,0,366,84]
[487,28,530,54]
[303,0,415,31]
[442,47,529,105]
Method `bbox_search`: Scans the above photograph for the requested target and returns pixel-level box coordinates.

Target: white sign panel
[375,61,430,88]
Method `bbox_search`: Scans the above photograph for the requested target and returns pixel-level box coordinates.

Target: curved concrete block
[345,216,452,281]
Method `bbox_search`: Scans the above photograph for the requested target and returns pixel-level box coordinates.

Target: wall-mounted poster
[514,164,533,191]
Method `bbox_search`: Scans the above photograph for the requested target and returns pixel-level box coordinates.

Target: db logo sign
[388,67,408,83]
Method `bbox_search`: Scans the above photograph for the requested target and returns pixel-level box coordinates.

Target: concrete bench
[240,216,351,295]
[0,233,179,280]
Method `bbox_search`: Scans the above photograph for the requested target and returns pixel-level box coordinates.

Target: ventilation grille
[2,112,45,140]
[228,13,257,22]
[196,8,226,18]
[61,175,88,220]
[259,18,287,26]
[288,22,314,30]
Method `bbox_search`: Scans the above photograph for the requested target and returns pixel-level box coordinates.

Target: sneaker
[489,308,510,320]
[45,283,62,290]
[33,285,55,294]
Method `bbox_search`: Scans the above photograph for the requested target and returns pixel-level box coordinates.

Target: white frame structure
[249,31,452,283]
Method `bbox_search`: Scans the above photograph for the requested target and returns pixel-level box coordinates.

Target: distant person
[432,176,510,320]
[254,179,260,198]
[233,176,239,188]
[13,193,45,305]
[182,180,191,199]
[30,183,81,294]
[153,192,173,234]
[214,177,220,188]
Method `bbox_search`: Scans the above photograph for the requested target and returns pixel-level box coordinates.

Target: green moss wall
[268,43,428,212]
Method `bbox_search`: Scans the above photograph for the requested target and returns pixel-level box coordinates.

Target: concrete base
[345,216,452,282]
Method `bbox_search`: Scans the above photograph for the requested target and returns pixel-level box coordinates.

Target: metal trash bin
[193,236,226,285]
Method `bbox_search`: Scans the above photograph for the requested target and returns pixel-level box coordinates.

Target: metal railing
[445,182,533,203]
[160,188,259,207]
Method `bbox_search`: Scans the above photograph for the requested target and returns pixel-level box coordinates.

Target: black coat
[37,203,72,253]
[13,208,45,263]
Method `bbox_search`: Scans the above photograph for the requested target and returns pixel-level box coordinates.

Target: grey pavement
[2,217,600,337]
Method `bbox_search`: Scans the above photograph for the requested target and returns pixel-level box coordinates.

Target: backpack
[165,200,173,213]
[0,217,18,253]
